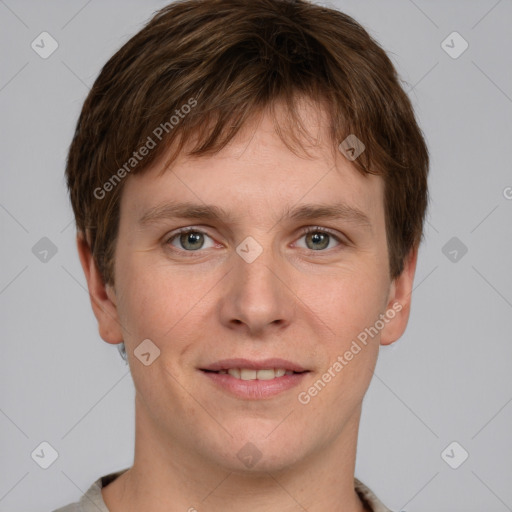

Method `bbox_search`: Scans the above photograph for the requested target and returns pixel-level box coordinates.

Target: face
[81,99,416,473]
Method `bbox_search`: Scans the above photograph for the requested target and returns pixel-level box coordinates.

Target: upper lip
[200,358,308,372]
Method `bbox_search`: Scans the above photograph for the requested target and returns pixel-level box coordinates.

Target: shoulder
[51,478,102,512]
[355,478,394,512]
[52,503,81,512]
[51,468,129,512]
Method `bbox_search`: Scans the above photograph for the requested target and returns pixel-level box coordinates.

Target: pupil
[308,232,328,250]
[182,232,203,250]
[178,231,329,251]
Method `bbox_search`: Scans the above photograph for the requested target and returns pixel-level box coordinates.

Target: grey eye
[168,229,215,251]
[306,232,330,250]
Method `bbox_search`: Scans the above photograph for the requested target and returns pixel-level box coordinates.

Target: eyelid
[299,226,347,244]
[164,225,348,253]
[164,226,217,254]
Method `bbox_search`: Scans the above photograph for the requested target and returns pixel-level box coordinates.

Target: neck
[103,394,367,512]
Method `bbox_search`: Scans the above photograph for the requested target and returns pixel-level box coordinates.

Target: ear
[380,245,419,346]
[76,232,124,345]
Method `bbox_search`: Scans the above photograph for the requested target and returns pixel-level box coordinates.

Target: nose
[218,242,296,337]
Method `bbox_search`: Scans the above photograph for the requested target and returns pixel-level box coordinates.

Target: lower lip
[200,370,309,400]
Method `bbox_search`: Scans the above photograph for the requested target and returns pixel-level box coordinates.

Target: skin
[78,98,418,512]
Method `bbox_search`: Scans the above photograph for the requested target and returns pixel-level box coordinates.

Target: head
[68,0,428,473]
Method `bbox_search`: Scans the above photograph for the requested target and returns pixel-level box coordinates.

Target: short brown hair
[65,0,429,286]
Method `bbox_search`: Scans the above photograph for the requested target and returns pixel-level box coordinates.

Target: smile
[204,368,300,380]
[199,358,310,399]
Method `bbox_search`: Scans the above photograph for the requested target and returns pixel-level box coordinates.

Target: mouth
[201,368,307,380]
[199,358,310,399]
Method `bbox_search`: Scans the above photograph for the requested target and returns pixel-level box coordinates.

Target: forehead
[119,100,384,229]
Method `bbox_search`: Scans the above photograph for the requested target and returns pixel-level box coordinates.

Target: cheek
[298,275,383,419]
[114,257,181,341]
[115,255,220,361]
[307,266,388,342]
[299,266,387,401]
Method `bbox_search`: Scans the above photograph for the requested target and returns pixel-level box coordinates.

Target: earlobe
[380,246,419,346]
[76,232,124,345]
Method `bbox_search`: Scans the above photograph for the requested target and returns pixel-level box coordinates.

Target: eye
[164,226,345,255]
[295,226,343,251]
[166,228,216,252]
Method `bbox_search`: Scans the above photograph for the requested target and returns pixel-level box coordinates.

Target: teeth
[255,369,275,380]
[240,369,257,380]
[227,368,241,378]
[223,368,294,380]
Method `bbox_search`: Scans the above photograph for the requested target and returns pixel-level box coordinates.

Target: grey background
[1,0,511,511]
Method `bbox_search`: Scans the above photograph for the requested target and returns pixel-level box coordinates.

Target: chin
[213,425,309,473]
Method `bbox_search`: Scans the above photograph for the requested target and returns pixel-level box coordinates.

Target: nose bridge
[220,235,294,334]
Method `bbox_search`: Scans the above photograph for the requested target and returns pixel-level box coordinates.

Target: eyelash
[164,226,346,256]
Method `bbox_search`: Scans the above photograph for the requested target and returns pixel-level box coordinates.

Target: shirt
[52,468,393,512]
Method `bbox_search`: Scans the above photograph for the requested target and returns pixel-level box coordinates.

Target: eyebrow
[138,200,372,230]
